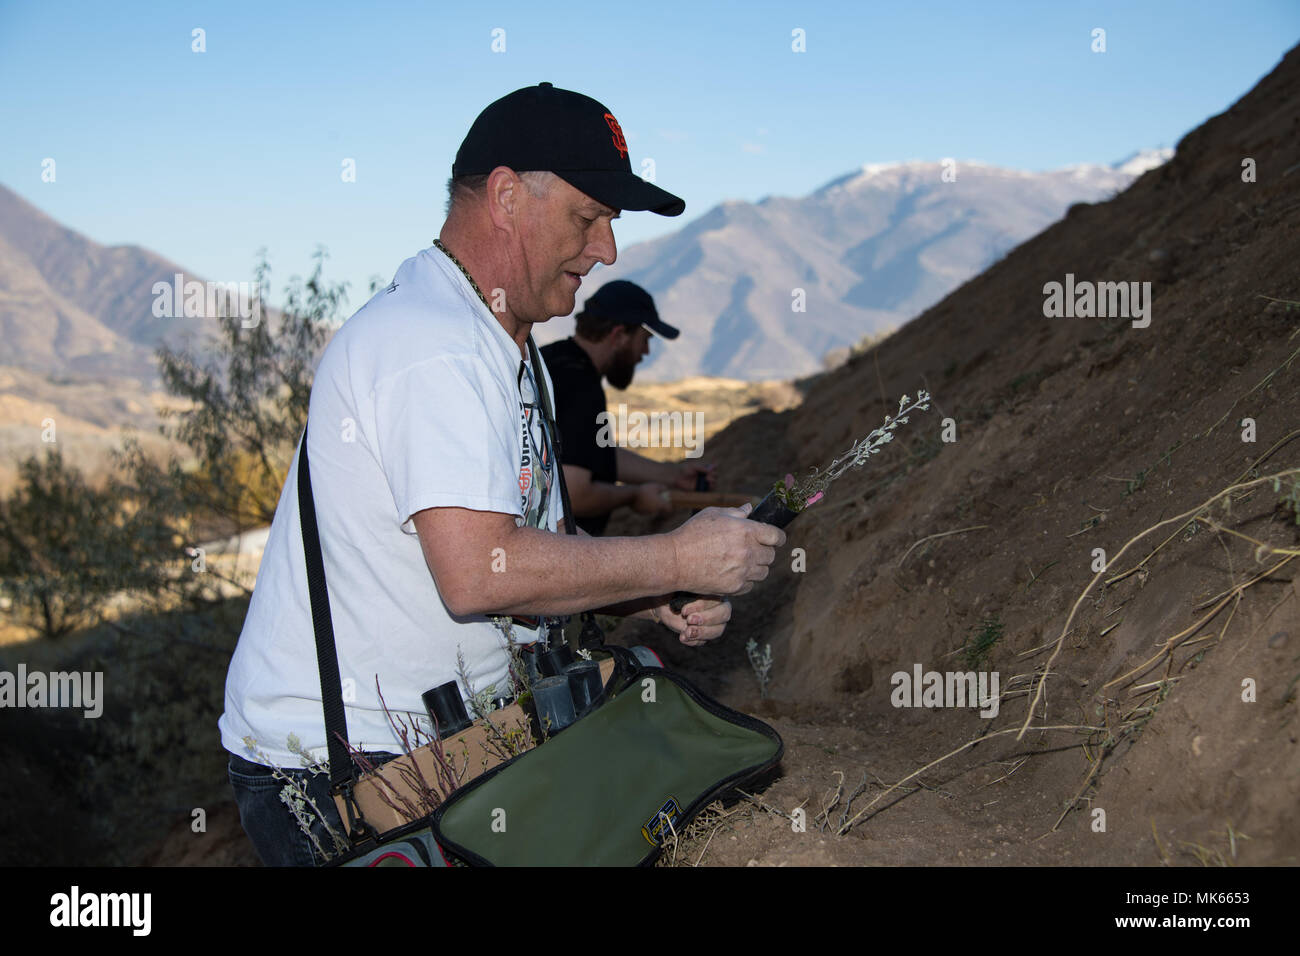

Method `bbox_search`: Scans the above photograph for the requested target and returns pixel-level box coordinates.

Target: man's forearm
[467,525,679,617]
[615,448,675,485]
[415,501,770,623]
[565,523,661,621]
[567,473,638,517]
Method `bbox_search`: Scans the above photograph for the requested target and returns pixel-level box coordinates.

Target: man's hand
[670,461,716,491]
[652,596,731,646]
[666,502,784,597]
[631,482,673,516]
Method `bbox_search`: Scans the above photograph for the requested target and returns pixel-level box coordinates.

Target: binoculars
[421,643,607,741]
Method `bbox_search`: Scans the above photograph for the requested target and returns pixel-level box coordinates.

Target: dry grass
[810,451,1300,842]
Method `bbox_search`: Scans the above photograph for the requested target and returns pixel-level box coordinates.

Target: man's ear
[485,166,522,232]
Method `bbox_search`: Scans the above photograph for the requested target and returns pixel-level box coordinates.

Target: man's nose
[589,220,617,267]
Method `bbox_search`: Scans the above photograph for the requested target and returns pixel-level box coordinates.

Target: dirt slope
[608,44,1300,866]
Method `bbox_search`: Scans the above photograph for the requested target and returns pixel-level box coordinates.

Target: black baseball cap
[452,83,685,217]
[583,280,679,339]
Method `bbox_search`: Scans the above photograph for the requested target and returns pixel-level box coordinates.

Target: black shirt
[540,337,618,535]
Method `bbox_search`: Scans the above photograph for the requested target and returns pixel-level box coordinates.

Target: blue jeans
[228,751,399,866]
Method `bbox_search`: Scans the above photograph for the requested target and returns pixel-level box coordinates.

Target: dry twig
[1023,469,1300,740]
[896,525,989,567]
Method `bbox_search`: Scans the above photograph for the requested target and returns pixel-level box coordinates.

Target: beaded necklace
[432,238,494,314]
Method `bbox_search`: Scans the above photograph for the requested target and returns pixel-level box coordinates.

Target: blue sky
[2,0,1297,312]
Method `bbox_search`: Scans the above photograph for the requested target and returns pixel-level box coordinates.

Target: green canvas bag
[428,339,785,865]
[431,658,783,866]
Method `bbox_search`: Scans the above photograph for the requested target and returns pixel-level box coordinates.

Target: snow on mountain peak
[1114,148,1174,176]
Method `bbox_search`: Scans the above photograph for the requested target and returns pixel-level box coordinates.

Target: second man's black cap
[583,280,679,339]
[452,83,686,217]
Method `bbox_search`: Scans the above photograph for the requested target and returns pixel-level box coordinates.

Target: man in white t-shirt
[219,83,785,866]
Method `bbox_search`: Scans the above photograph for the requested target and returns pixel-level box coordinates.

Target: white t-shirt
[218,245,562,768]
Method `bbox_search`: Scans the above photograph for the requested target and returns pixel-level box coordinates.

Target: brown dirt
[607,44,1300,867]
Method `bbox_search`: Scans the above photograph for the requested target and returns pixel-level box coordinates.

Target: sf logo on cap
[603,113,628,159]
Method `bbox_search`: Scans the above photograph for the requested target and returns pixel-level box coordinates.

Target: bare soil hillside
[606,44,1300,866]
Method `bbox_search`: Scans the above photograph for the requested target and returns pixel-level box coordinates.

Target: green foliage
[962,617,1004,670]
[1272,475,1300,525]
[1024,560,1058,592]
[1008,371,1036,393]
[0,250,349,640]
[1122,441,1183,498]
[0,449,185,640]
[153,248,347,530]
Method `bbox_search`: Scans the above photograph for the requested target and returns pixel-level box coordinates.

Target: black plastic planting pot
[748,488,802,529]
[668,488,802,615]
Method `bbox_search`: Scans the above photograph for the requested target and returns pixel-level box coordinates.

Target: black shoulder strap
[296,422,356,792]
[527,335,577,540]
[528,336,605,648]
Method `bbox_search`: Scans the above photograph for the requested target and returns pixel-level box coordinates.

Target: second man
[542,280,715,535]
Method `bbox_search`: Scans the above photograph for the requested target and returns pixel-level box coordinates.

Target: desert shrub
[153,249,346,534]
[0,449,187,640]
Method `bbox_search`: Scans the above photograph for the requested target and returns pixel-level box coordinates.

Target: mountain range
[0,149,1169,487]
[535,150,1172,380]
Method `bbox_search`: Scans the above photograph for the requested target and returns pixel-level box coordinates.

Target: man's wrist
[655,526,681,594]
